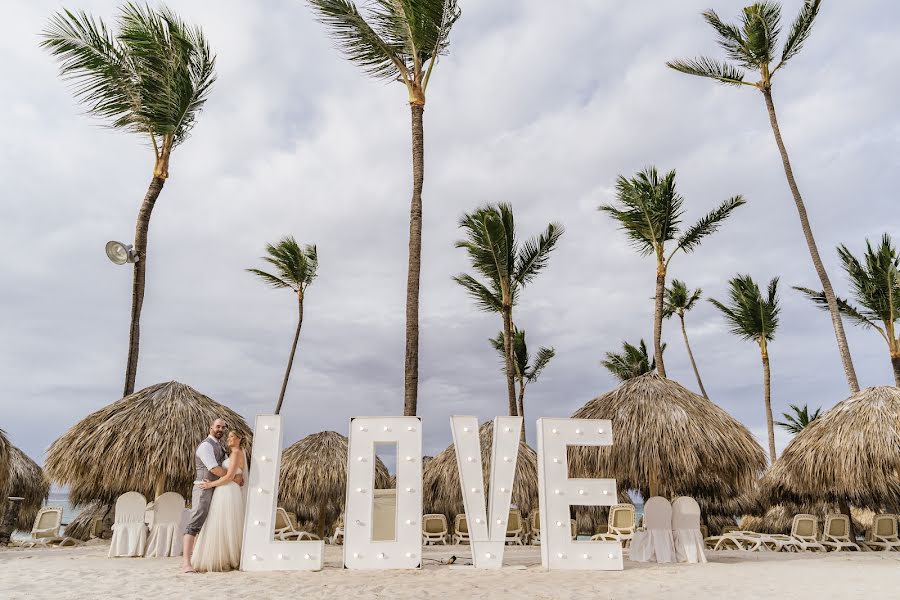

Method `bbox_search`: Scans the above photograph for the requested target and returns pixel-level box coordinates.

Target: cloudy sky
[2,1,899,474]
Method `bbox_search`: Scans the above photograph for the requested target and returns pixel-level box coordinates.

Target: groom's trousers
[186,484,214,536]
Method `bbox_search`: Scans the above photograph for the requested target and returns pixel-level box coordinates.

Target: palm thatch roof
[569,373,766,503]
[64,501,113,541]
[45,381,252,506]
[740,503,874,535]
[1,446,50,532]
[278,431,391,537]
[760,386,900,509]
[0,429,9,492]
[423,421,539,523]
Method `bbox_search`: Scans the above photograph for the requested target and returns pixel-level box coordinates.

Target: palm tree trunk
[403,103,425,417]
[123,176,165,397]
[760,340,776,463]
[317,499,327,540]
[762,88,859,393]
[274,296,304,416]
[890,351,900,387]
[653,263,667,377]
[501,308,518,417]
[838,500,855,539]
[648,467,659,498]
[516,377,526,443]
[679,315,708,399]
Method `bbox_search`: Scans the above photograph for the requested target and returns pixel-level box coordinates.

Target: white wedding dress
[191,456,246,572]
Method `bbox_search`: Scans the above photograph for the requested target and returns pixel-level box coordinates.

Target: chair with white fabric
[144,492,185,558]
[629,497,676,563]
[107,492,148,558]
[671,497,707,563]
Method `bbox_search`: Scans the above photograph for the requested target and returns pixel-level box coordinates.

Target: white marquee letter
[536,418,622,571]
[240,415,324,571]
[451,416,522,569]
[344,416,422,569]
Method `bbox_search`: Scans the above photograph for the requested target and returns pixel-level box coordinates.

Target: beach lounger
[274,507,320,541]
[629,497,676,563]
[108,492,148,557]
[20,507,80,548]
[505,509,524,545]
[671,497,707,563]
[820,514,860,552]
[785,514,826,552]
[330,517,345,545]
[144,492,185,558]
[422,514,448,545]
[452,514,470,545]
[529,510,541,545]
[590,503,636,547]
[862,514,900,551]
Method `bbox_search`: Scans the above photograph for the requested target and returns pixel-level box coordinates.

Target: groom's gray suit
[185,436,225,536]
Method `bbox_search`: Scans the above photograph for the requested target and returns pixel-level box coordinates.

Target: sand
[1,541,897,599]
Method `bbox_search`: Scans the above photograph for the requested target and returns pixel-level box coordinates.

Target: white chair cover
[144,492,186,558]
[108,492,148,558]
[671,496,707,563]
[630,497,676,563]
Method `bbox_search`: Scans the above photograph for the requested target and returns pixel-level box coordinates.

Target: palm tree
[663,280,709,398]
[775,403,821,434]
[489,328,555,441]
[600,167,745,377]
[41,4,216,397]
[601,339,665,382]
[247,238,318,416]
[454,203,563,417]
[795,234,900,386]
[667,1,860,394]
[306,0,460,417]
[709,275,781,462]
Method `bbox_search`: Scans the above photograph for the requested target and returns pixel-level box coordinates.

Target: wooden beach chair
[820,514,860,552]
[20,507,80,548]
[505,509,524,545]
[862,514,900,551]
[108,492,148,557]
[590,503,636,547]
[452,513,470,544]
[422,514,448,545]
[274,507,320,541]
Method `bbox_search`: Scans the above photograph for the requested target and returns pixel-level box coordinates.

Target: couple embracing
[182,418,247,573]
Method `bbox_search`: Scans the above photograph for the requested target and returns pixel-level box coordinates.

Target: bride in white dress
[191,430,247,572]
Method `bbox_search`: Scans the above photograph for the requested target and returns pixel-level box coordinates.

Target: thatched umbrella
[569,373,767,503]
[45,381,252,506]
[1,446,50,532]
[64,501,113,541]
[278,431,391,538]
[0,429,9,493]
[760,386,900,513]
[423,421,539,524]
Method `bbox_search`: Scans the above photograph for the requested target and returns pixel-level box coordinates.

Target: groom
[181,418,243,572]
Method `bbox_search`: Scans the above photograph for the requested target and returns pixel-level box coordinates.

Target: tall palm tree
[247,238,318,415]
[775,403,821,434]
[600,167,744,377]
[663,280,709,398]
[796,234,900,386]
[41,4,216,397]
[489,328,555,441]
[454,203,563,417]
[709,275,780,462]
[306,0,460,417]
[601,339,665,382]
[667,1,860,394]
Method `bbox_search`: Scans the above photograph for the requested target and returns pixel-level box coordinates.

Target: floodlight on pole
[105,240,138,265]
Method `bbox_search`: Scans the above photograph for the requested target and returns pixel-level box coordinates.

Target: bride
[191,430,247,572]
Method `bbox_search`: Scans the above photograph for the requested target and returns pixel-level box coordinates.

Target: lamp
[105,241,137,265]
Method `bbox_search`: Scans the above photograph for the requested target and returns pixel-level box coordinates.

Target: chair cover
[145,492,186,558]
[629,497,676,563]
[671,496,707,563]
[108,492,148,558]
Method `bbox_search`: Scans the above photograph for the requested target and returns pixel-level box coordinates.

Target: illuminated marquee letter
[451,416,522,569]
[536,418,622,571]
[344,416,422,569]
[240,415,324,571]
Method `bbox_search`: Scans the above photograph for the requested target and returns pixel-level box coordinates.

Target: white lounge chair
[529,510,541,545]
[451,513,470,545]
[20,507,79,547]
[330,517,345,545]
[274,507,320,541]
[671,497,707,563]
[862,514,900,551]
[108,492,148,557]
[504,509,525,545]
[785,514,826,552]
[821,514,860,552]
[590,503,636,547]
[422,514,448,545]
[144,492,185,558]
[629,497,676,563]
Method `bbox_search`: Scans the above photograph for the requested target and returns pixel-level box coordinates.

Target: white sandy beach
[2,541,897,600]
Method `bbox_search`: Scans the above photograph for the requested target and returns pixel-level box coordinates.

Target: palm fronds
[709,274,780,342]
[247,237,318,293]
[775,403,822,434]
[662,279,702,319]
[601,339,664,382]
[671,195,746,258]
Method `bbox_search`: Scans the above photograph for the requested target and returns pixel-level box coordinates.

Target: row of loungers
[705,513,900,552]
